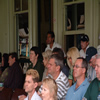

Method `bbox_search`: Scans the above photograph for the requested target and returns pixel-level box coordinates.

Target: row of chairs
[0,88,27,100]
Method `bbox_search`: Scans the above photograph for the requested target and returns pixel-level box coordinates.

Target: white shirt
[45,42,61,51]
[80,45,89,58]
[24,91,42,100]
[45,42,66,57]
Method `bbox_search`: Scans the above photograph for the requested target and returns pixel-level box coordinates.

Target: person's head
[95,54,100,80]
[46,31,55,44]
[8,52,18,66]
[80,34,89,51]
[42,50,52,67]
[1,53,9,67]
[30,46,40,63]
[41,78,58,100]
[67,47,80,69]
[89,55,97,68]
[52,47,64,59]
[24,69,39,94]
[73,57,88,79]
[86,47,97,63]
[47,54,64,77]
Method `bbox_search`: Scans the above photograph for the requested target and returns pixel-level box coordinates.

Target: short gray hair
[49,54,64,71]
[96,54,100,59]
[42,50,52,60]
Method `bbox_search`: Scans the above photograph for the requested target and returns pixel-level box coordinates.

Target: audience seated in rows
[39,54,70,100]
[0,33,99,100]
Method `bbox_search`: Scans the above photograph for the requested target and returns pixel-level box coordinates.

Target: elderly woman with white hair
[38,50,52,88]
[42,50,52,80]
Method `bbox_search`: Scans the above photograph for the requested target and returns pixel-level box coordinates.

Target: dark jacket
[4,62,24,90]
[27,59,44,81]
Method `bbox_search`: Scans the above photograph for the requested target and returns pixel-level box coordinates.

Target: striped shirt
[39,71,70,100]
[56,71,70,100]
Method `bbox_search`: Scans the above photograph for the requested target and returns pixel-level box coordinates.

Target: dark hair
[9,52,18,61]
[52,47,64,59]
[30,46,40,56]
[50,54,64,71]
[47,31,55,39]
[77,57,88,72]
[3,53,9,68]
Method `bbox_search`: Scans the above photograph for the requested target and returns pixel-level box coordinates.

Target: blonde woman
[67,47,80,86]
[42,50,52,80]
[41,78,58,100]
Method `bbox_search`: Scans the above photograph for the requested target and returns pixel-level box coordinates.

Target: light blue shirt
[65,78,89,100]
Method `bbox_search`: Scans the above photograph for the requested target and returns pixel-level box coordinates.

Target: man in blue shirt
[66,57,89,100]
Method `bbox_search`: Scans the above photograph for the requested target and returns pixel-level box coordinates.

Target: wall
[0,0,9,53]
[0,0,16,54]
[85,0,100,48]
[0,0,100,55]
[53,0,64,49]
[0,0,38,54]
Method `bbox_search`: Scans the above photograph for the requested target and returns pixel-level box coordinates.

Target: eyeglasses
[73,65,83,68]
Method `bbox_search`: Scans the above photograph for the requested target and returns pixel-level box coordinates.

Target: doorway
[38,0,53,52]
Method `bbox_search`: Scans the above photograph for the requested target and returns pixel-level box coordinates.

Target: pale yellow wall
[85,0,100,48]
[0,0,9,53]
[0,0,16,54]
[0,0,38,54]
[54,0,100,52]
[0,0,100,54]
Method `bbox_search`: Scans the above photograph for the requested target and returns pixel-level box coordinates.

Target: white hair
[96,54,100,59]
